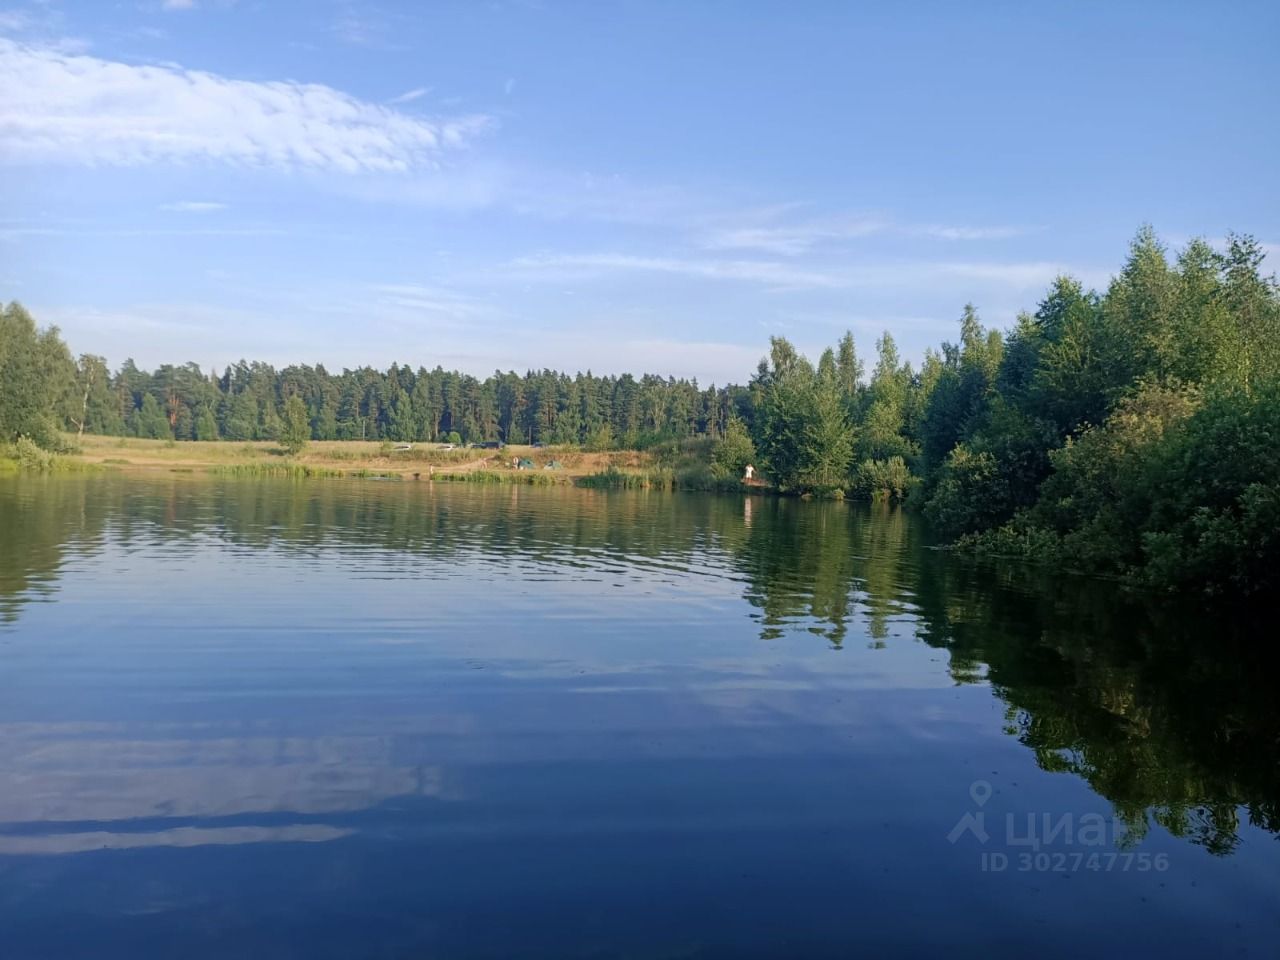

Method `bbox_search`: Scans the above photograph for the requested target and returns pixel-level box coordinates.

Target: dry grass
[68,435,661,482]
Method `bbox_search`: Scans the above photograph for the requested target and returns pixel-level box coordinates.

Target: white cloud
[161,0,197,10]
[0,39,492,172]
[159,200,226,213]
[389,86,430,104]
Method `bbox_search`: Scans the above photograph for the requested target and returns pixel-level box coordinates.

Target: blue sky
[2,1,1277,384]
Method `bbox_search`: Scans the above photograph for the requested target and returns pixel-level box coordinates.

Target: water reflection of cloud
[0,725,448,827]
[0,824,352,855]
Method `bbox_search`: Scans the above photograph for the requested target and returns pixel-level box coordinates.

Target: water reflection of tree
[726,497,919,648]
[908,555,1280,855]
[1,475,1276,854]
[0,476,111,623]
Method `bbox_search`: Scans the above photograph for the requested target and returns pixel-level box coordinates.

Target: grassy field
[59,435,687,485]
[0,434,762,492]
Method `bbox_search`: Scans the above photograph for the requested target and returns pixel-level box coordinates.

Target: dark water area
[0,475,1276,958]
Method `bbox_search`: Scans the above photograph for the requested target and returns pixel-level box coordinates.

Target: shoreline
[5,435,763,493]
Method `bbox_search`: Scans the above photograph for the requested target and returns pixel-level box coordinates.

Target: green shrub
[851,456,917,501]
[209,463,344,479]
[14,436,55,471]
[956,523,1065,564]
[923,445,1003,536]
[712,416,756,479]
[578,466,675,490]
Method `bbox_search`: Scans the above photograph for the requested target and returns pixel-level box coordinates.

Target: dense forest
[3,228,1278,594]
[0,307,749,451]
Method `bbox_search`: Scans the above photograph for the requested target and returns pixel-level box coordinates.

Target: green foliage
[751,336,854,495]
[4,437,92,473]
[13,436,55,471]
[711,415,755,478]
[923,445,1004,536]
[577,466,675,490]
[924,398,1058,537]
[280,395,310,454]
[919,304,1002,471]
[132,394,172,440]
[851,456,917,501]
[433,469,558,486]
[1132,381,1280,595]
[195,406,219,441]
[955,523,1064,564]
[0,302,75,449]
[209,463,344,479]
[584,423,613,452]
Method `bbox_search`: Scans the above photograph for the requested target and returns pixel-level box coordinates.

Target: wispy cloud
[0,39,492,172]
[389,86,430,105]
[370,283,491,322]
[510,251,1104,295]
[161,0,197,10]
[0,10,33,32]
[700,216,887,256]
[159,201,226,213]
[0,225,285,242]
[509,253,848,290]
[330,4,407,50]
[916,224,1025,241]
[936,261,1089,288]
[700,211,1026,255]
[0,3,86,51]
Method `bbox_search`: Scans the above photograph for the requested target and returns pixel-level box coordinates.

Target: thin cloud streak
[509,253,848,290]
[700,214,1028,255]
[510,252,1102,293]
[159,201,226,213]
[389,86,431,104]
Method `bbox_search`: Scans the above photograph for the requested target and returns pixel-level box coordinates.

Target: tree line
[0,316,749,450]
[742,228,1280,595]
[3,227,1278,593]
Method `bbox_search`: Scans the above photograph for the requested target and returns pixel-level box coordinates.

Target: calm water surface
[0,475,1277,958]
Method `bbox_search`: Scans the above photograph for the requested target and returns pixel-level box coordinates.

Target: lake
[0,475,1276,958]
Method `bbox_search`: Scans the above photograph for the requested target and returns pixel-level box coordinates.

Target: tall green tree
[280,394,310,454]
[0,302,74,448]
[133,394,171,440]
